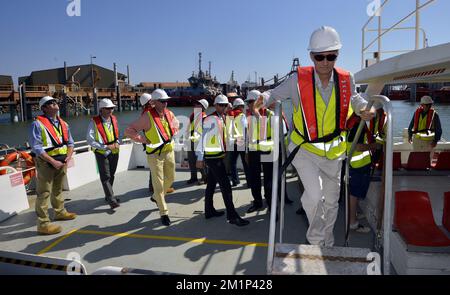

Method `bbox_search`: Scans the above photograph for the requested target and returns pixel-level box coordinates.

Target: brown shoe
[54,212,77,221]
[37,223,62,235]
[166,187,175,194]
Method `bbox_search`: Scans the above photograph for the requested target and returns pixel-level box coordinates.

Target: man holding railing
[256,26,375,247]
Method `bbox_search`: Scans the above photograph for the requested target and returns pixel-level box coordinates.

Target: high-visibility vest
[204,112,227,159]
[145,108,176,155]
[36,115,69,157]
[248,108,274,152]
[412,107,436,141]
[346,114,372,169]
[291,66,352,160]
[189,111,206,143]
[92,115,120,155]
[369,110,386,144]
[231,109,246,139]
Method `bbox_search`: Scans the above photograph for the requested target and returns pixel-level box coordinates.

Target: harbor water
[0,101,449,147]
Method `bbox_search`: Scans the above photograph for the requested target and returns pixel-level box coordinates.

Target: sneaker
[350,222,371,233]
[54,212,77,221]
[37,223,62,235]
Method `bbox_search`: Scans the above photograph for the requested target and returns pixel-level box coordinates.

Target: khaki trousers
[147,151,175,216]
[291,147,343,247]
[35,157,67,227]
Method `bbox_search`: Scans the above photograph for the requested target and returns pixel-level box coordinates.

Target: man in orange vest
[86,99,121,209]
[125,89,179,226]
[408,96,442,151]
[256,26,375,246]
[29,96,77,235]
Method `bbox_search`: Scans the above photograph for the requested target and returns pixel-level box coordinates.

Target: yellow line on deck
[76,229,269,248]
[37,228,80,255]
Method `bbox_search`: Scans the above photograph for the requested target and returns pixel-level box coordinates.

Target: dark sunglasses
[44,101,58,106]
[313,54,338,62]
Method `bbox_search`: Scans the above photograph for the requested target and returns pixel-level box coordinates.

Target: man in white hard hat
[29,96,77,235]
[408,95,442,151]
[125,89,179,226]
[139,93,155,194]
[86,99,121,209]
[186,99,209,185]
[196,94,250,226]
[228,98,250,187]
[256,26,374,246]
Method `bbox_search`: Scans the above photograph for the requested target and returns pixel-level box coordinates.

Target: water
[0,101,449,147]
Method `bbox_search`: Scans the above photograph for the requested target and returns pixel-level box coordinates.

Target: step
[270,243,377,275]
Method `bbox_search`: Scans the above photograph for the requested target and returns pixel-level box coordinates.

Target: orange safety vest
[150,108,176,142]
[295,66,351,143]
[36,115,69,150]
[369,110,386,139]
[93,115,119,145]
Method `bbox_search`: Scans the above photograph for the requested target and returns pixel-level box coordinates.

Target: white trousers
[290,146,343,247]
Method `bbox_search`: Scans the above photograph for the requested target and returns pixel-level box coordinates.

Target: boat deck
[0,169,374,275]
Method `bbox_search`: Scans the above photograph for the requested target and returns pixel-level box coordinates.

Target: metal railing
[267,96,394,275]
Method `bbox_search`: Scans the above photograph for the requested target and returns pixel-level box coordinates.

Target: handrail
[345,95,393,274]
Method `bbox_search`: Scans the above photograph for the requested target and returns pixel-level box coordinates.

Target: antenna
[198,52,202,74]
[208,61,211,77]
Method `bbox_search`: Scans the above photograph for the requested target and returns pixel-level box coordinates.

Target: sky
[1,0,450,87]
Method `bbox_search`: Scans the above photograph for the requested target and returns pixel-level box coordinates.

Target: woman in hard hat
[196,94,250,227]
[86,98,121,209]
[29,96,77,235]
[407,95,442,151]
[255,26,374,247]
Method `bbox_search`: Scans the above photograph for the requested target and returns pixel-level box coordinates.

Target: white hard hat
[233,98,245,107]
[308,26,342,52]
[245,90,261,102]
[420,96,434,105]
[98,98,116,109]
[39,96,56,109]
[139,93,152,106]
[196,99,209,110]
[151,89,170,101]
[214,94,229,105]
[261,91,270,105]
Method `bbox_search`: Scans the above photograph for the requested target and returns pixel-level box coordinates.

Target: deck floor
[0,169,374,275]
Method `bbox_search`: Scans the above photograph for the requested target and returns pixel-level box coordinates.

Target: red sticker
[10,173,24,187]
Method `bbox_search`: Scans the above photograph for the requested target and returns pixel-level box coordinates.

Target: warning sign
[9,173,24,187]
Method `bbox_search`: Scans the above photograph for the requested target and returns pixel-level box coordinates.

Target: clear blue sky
[1,0,450,86]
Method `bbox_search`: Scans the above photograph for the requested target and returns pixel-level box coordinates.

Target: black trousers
[229,150,250,185]
[188,150,206,181]
[205,158,239,220]
[95,152,119,201]
[248,151,273,207]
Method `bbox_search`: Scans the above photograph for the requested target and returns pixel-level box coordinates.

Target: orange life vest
[412,107,435,133]
[36,115,69,149]
[93,115,119,145]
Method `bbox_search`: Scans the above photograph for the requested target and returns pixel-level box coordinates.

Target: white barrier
[0,168,29,222]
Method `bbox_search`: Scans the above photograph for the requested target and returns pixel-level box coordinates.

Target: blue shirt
[29,115,75,156]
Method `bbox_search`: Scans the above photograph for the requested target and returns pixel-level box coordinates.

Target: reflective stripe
[38,121,68,156]
[145,111,174,154]
[204,113,226,159]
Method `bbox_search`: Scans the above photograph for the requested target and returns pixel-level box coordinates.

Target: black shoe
[161,215,171,226]
[205,210,225,219]
[197,179,206,185]
[247,202,263,213]
[296,207,306,215]
[109,200,120,210]
[150,196,157,204]
[186,178,198,184]
[116,198,121,203]
[228,217,250,227]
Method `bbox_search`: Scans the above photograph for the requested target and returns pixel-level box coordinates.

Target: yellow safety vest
[145,111,174,155]
[347,128,372,169]
[94,120,119,155]
[38,120,68,157]
[291,87,349,160]
[204,112,226,159]
[248,109,274,152]
[414,114,435,141]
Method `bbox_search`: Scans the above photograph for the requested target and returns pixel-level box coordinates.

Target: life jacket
[369,110,386,143]
[412,107,436,141]
[92,115,120,155]
[204,111,227,159]
[145,108,176,155]
[346,114,373,169]
[36,115,69,157]
[291,66,352,159]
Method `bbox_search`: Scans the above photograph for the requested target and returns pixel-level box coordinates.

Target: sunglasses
[44,101,58,106]
[313,54,338,62]
[218,104,229,107]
